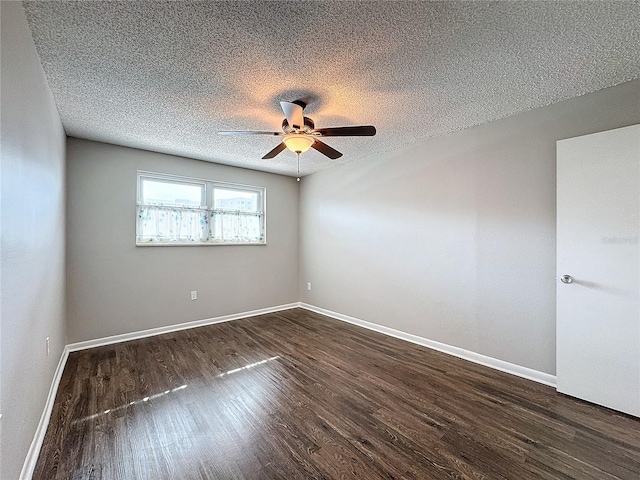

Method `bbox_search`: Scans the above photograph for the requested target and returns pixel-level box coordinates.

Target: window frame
[136,171,267,246]
[139,175,207,208]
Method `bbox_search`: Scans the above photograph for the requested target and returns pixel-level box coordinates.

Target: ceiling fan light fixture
[283,133,314,154]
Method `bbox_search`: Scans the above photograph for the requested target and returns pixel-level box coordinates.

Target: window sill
[136,241,267,247]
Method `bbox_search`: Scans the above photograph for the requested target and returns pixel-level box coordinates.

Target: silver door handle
[560,275,574,284]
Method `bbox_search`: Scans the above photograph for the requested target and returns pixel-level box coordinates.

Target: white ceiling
[23,1,640,177]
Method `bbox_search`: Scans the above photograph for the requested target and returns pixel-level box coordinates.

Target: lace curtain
[137,205,263,244]
[210,209,262,243]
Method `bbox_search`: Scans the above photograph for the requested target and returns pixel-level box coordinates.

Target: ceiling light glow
[283,134,314,154]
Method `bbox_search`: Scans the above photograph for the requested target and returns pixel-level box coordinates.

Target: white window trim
[136,171,266,246]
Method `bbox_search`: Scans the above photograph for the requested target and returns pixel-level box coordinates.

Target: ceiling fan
[218,100,376,172]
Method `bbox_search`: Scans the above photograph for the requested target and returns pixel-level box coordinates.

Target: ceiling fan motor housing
[282,116,315,133]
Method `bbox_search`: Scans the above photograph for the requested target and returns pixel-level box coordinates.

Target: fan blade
[217,131,283,136]
[262,142,287,159]
[315,125,376,137]
[311,140,343,159]
[280,101,304,130]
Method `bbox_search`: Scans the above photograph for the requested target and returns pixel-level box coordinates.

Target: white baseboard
[20,345,70,480]
[300,303,557,388]
[67,303,299,352]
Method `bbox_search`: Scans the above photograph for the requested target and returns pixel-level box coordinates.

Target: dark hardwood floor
[34,308,640,479]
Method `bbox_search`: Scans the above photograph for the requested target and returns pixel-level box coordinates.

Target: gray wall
[299,80,640,375]
[66,139,299,343]
[0,2,67,479]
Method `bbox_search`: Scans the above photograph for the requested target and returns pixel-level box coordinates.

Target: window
[137,172,265,245]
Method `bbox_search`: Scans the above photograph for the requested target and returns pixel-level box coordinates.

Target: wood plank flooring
[34,308,640,479]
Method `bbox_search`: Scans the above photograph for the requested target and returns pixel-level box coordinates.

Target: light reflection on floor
[71,355,280,426]
[216,356,280,378]
[71,384,189,425]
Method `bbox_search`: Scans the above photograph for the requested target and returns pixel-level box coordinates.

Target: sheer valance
[137,205,264,244]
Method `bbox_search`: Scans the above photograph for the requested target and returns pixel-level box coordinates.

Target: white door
[557,124,640,417]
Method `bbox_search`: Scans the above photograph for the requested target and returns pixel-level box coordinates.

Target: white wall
[299,80,640,376]
[0,2,67,479]
[66,138,299,343]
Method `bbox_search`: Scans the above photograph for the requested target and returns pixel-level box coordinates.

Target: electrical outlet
[46,337,50,357]
[191,291,198,300]
[307,282,312,291]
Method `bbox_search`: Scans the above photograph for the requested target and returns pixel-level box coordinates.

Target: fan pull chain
[296,152,300,182]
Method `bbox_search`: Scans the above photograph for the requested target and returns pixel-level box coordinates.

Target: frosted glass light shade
[283,134,314,153]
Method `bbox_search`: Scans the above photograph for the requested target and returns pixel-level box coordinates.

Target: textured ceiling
[23,1,640,177]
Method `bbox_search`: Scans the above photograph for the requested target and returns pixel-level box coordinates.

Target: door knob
[560,275,574,284]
